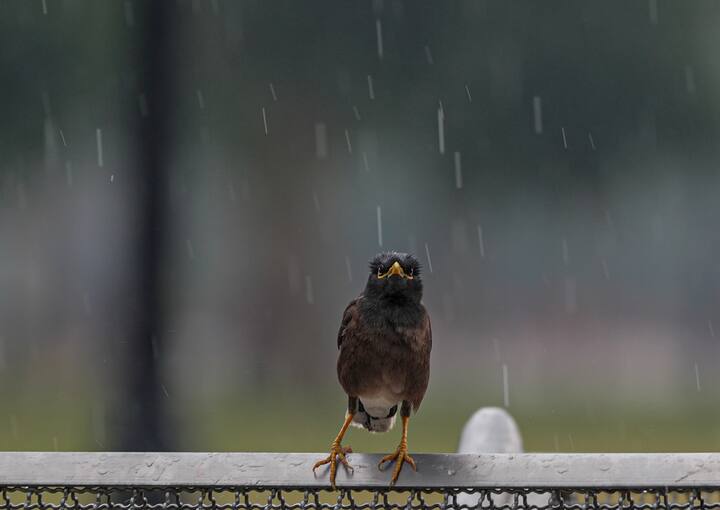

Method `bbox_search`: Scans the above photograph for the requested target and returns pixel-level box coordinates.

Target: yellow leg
[313,412,354,488]
[378,415,416,485]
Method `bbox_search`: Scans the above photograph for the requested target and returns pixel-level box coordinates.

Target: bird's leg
[313,396,356,488]
[378,401,416,485]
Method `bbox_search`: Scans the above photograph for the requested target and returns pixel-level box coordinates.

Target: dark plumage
[314,251,432,487]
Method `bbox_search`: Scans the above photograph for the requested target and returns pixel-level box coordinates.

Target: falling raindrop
[561,238,569,265]
[694,363,702,391]
[59,129,67,147]
[345,256,353,283]
[465,84,472,103]
[96,128,104,167]
[262,107,268,135]
[533,96,543,134]
[561,127,568,149]
[315,123,327,159]
[41,0,47,15]
[648,0,658,24]
[304,276,314,304]
[477,225,485,257]
[352,106,361,120]
[110,174,115,183]
[708,320,715,339]
[344,129,352,154]
[44,118,58,165]
[437,104,445,154]
[124,1,135,27]
[502,364,510,407]
[367,75,375,100]
[424,45,434,64]
[454,151,462,188]
[376,19,384,60]
[52,436,59,451]
[228,182,237,202]
[186,239,195,260]
[211,0,219,14]
[269,82,278,101]
[588,132,596,150]
[424,243,433,272]
[376,206,383,246]
[196,89,205,110]
[312,191,320,211]
[362,151,370,172]
[392,0,404,18]
[161,384,170,398]
[601,259,610,279]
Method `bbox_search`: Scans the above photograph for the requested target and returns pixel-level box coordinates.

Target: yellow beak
[388,261,404,277]
[379,261,413,279]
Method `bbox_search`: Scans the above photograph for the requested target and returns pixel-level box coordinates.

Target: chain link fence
[2,486,720,510]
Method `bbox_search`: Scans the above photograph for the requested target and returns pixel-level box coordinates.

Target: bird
[313,251,432,487]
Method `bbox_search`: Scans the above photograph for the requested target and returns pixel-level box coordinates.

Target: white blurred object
[456,407,548,509]
[458,407,522,455]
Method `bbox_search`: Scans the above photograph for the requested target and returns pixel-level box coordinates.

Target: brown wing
[406,308,432,412]
[337,297,361,349]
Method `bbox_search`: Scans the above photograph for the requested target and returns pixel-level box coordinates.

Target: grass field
[2,382,718,453]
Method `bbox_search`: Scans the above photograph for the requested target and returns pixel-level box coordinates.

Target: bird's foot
[313,441,354,488]
[378,442,416,486]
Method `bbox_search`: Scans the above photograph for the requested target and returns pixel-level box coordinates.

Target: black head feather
[368,251,422,278]
[364,251,423,303]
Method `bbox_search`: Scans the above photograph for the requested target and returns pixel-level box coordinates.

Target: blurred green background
[1,0,720,455]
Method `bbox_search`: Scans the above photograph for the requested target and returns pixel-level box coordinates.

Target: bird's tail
[350,400,398,433]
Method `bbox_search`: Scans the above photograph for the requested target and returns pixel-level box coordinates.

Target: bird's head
[365,251,423,303]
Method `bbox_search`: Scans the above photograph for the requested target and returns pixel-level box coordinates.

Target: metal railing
[2,452,720,510]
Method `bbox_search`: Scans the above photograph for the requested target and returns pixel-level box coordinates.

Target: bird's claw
[378,444,416,485]
[313,442,353,488]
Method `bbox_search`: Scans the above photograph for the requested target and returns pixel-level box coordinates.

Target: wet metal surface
[0,452,719,488]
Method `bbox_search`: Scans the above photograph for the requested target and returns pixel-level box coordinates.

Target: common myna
[314,251,432,487]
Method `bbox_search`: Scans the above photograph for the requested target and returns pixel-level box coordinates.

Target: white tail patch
[351,411,397,433]
[353,396,400,433]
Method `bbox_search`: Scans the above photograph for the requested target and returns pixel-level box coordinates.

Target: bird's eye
[377,267,383,277]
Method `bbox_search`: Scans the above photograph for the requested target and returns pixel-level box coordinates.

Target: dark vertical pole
[118,0,176,452]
